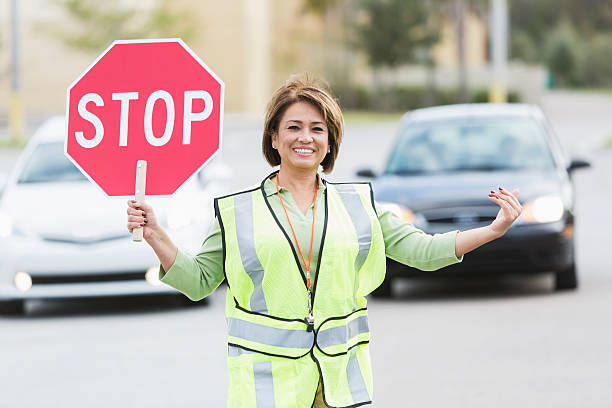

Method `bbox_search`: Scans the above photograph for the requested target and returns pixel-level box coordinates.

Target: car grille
[421,205,498,225]
[30,271,146,285]
[427,215,497,224]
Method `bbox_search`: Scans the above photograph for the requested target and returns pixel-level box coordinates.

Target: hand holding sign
[65,39,224,242]
[125,197,158,239]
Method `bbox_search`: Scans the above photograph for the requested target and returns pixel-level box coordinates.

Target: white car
[0,116,232,314]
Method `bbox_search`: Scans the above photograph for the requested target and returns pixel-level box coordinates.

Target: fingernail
[140,223,145,227]
[142,211,146,216]
[144,219,147,223]
[499,187,503,190]
[490,190,495,194]
[488,194,495,197]
[130,200,136,203]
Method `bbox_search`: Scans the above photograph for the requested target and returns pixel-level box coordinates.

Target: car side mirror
[567,158,591,173]
[356,168,377,178]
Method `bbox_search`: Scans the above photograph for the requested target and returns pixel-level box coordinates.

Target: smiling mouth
[293,148,314,154]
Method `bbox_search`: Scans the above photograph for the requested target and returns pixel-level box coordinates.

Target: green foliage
[42,0,196,53]
[301,0,343,15]
[509,0,560,47]
[510,0,612,87]
[544,23,581,86]
[579,34,612,88]
[354,0,439,68]
[510,0,612,45]
[0,138,27,149]
[470,89,521,103]
[334,84,521,112]
[510,30,539,63]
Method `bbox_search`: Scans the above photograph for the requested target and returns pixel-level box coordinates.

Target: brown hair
[262,75,344,173]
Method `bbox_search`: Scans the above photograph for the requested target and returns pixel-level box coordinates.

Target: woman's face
[273,101,329,174]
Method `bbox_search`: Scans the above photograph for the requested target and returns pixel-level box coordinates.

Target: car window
[17,142,87,183]
[385,117,556,175]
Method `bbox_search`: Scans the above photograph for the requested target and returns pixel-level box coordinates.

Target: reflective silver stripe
[346,352,370,403]
[228,345,255,357]
[317,315,370,349]
[234,192,268,314]
[253,361,275,407]
[227,317,313,349]
[334,184,372,308]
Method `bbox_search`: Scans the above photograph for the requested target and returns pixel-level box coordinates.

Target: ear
[271,131,278,146]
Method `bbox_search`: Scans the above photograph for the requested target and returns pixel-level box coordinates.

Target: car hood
[1,180,207,242]
[373,170,568,211]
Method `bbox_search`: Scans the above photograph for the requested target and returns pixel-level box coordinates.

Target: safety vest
[214,172,386,408]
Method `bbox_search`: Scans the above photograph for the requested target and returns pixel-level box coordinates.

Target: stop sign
[65,39,224,197]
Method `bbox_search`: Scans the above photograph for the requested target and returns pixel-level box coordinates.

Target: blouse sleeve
[158,217,225,301]
[376,201,463,271]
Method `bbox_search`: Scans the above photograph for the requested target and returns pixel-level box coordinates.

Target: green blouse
[160,175,463,300]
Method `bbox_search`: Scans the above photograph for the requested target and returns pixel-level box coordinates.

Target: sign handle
[132,160,147,242]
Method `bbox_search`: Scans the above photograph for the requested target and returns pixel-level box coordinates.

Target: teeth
[294,148,314,153]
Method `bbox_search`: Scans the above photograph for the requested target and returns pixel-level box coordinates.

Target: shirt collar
[263,171,327,197]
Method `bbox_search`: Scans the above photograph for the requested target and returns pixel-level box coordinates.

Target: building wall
[432,11,488,68]
[0,0,327,121]
[0,1,511,123]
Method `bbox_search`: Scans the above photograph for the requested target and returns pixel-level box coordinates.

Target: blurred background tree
[354,0,439,69]
[352,0,440,110]
[510,0,612,88]
[40,0,196,53]
[543,23,580,87]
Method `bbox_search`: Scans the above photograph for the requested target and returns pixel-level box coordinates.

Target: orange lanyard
[275,173,318,289]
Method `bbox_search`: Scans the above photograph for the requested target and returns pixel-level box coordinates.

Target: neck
[276,166,318,193]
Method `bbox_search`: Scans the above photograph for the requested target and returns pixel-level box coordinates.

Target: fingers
[127,199,153,212]
[126,222,145,233]
[126,200,149,233]
[495,187,522,214]
[127,214,147,224]
[126,206,147,222]
[488,192,519,219]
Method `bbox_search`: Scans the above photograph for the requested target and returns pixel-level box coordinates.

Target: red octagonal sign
[65,39,224,197]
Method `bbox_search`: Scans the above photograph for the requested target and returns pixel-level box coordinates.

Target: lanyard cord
[275,173,318,289]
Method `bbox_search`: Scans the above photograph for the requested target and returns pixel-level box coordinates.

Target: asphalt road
[1,91,612,407]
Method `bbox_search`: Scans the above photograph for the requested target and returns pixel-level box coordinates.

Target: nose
[298,129,314,143]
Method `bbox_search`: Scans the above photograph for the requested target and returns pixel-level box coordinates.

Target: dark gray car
[360,104,590,297]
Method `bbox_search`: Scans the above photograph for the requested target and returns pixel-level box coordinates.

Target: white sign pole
[489,0,508,103]
[132,160,147,242]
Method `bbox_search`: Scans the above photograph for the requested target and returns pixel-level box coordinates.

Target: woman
[126,77,522,408]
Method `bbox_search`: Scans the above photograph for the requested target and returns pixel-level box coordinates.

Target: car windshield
[385,117,556,175]
[17,142,87,183]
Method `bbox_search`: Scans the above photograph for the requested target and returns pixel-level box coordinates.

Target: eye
[313,127,325,132]
[288,125,300,130]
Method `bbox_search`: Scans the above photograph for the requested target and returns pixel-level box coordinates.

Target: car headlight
[14,272,32,292]
[0,213,12,238]
[521,195,564,223]
[145,266,162,286]
[377,202,415,224]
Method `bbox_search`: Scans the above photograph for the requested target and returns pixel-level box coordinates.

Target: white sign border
[64,38,226,199]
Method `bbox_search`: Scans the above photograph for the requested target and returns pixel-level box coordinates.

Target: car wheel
[371,277,393,298]
[0,300,25,315]
[555,263,578,291]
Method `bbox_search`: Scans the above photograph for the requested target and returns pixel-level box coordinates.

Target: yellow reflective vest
[214,172,386,407]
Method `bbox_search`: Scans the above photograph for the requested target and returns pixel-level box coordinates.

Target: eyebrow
[285,120,326,126]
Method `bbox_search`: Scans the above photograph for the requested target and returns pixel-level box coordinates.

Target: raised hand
[488,187,522,237]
